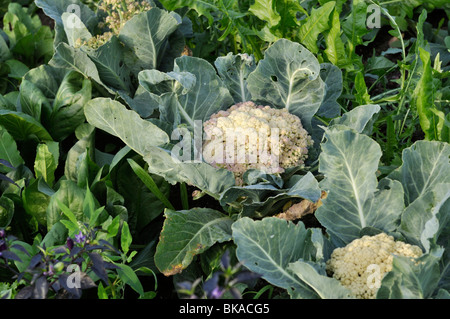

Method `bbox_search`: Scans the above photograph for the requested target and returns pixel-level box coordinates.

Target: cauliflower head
[202,101,313,185]
[326,233,423,299]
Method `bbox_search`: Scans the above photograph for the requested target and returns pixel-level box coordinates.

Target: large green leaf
[18,79,51,121]
[399,183,449,252]
[49,42,113,94]
[118,7,180,73]
[377,248,445,299]
[316,63,342,118]
[214,53,256,103]
[330,104,380,135]
[232,217,320,298]
[143,146,236,197]
[388,141,450,251]
[154,208,233,276]
[46,179,86,230]
[139,55,233,129]
[388,141,450,206]
[315,127,404,244]
[34,143,58,187]
[87,36,132,94]
[0,110,53,141]
[0,125,24,171]
[22,177,54,226]
[247,39,325,131]
[288,261,351,299]
[84,97,170,156]
[22,65,92,141]
[35,0,98,31]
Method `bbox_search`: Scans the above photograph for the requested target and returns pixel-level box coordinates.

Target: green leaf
[329,104,380,135]
[247,39,325,132]
[84,98,170,156]
[0,125,24,171]
[22,177,52,226]
[298,1,335,54]
[19,80,49,121]
[0,110,53,141]
[49,70,92,141]
[214,53,256,103]
[413,47,444,141]
[115,263,144,296]
[140,56,234,129]
[342,0,370,48]
[399,183,449,252]
[127,158,174,210]
[315,127,404,244]
[119,7,180,73]
[143,146,236,197]
[324,9,348,67]
[288,261,351,299]
[61,12,92,47]
[64,123,95,182]
[249,0,280,28]
[34,143,58,186]
[46,180,86,230]
[377,248,444,299]
[388,140,450,206]
[121,221,132,255]
[232,217,319,298]
[154,208,233,276]
[49,42,113,94]
[0,195,14,228]
[158,0,218,25]
[35,0,98,31]
[87,36,131,94]
[354,72,372,106]
[316,63,342,118]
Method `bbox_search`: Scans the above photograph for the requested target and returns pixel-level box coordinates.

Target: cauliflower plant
[202,101,313,185]
[326,233,423,299]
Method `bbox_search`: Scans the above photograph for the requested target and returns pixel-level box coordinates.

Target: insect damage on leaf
[274,191,327,221]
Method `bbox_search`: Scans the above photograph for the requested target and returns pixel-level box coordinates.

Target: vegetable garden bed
[0,0,449,302]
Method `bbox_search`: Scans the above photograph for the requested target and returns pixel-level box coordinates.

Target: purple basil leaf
[0,174,19,188]
[10,244,30,256]
[98,239,120,254]
[29,254,43,269]
[103,261,119,270]
[88,252,109,284]
[1,250,22,262]
[0,159,15,169]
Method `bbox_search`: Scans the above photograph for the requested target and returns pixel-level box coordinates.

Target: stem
[180,183,189,210]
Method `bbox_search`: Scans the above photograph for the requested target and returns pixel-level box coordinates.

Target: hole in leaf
[271,75,278,82]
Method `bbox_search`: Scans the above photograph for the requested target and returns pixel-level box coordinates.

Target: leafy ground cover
[0,0,449,300]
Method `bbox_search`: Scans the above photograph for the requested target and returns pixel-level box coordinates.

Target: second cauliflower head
[326,233,423,299]
[202,101,313,185]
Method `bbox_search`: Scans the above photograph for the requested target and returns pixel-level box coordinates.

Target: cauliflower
[202,101,313,185]
[326,233,423,299]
